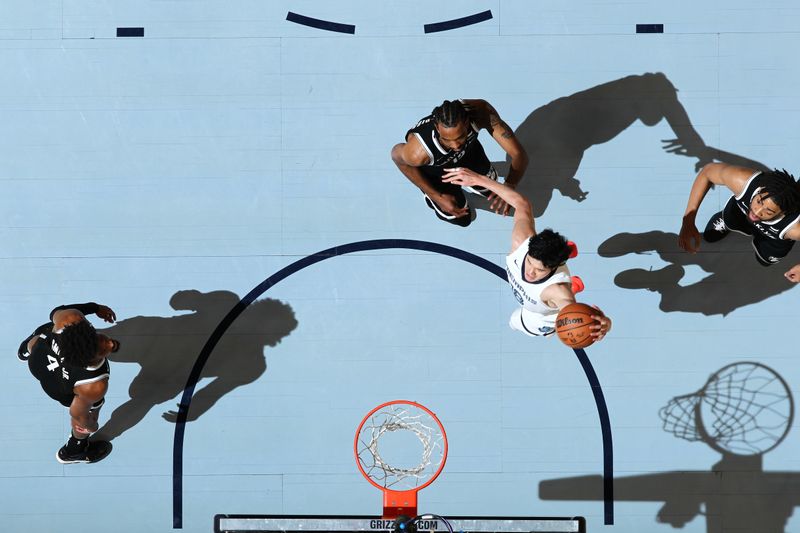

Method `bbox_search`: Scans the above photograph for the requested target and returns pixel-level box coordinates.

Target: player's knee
[451,214,473,228]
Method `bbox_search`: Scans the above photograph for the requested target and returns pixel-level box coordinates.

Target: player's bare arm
[70,379,108,434]
[442,167,534,250]
[464,99,529,214]
[780,224,800,283]
[679,163,756,253]
[541,282,577,311]
[51,303,116,329]
[391,137,469,218]
[543,284,612,341]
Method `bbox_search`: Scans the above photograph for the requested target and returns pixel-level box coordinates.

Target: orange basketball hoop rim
[354,400,448,519]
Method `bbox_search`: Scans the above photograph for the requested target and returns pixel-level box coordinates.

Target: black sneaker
[703,211,730,243]
[56,440,112,464]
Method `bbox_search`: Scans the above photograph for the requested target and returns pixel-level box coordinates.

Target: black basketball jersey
[406,101,485,169]
[728,171,800,240]
[28,324,110,407]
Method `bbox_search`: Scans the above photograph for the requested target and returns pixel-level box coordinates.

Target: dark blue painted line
[424,10,493,34]
[574,348,614,524]
[286,12,355,34]
[116,27,144,37]
[171,239,613,527]
[636,23,664,33]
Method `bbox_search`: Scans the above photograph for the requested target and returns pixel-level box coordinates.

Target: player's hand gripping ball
[556,303,601,349]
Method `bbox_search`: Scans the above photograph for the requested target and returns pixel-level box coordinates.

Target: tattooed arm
[464,99,528,188]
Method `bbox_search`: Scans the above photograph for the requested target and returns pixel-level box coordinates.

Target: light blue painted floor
[1,2,799,532]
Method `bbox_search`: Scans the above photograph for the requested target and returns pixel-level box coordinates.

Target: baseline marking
[171,239,613,527]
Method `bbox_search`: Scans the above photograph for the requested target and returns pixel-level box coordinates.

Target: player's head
[58,319,100,367]
[750,169,800,221]
[432,100,469,151]
[525,229,572,282]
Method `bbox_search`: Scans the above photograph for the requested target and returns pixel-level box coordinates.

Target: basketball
[556,303,600,349]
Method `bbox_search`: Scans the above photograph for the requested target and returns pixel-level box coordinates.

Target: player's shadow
[540,362,799,533]
[597,230,797,315]
[480,72,767,217]
[95,289,298,441]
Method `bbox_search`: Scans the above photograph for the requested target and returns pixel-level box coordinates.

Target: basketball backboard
[214,514,586,533]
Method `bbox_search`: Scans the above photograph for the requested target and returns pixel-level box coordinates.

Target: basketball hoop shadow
[540,362,800,533]
[170,239,614,528]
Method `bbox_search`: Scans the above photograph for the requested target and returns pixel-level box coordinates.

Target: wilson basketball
[556,303,599,349]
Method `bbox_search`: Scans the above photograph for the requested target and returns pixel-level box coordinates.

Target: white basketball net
[356,403,446,491]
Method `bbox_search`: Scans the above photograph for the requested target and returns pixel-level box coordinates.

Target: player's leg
[57,399,112,464]
[456,142,498,197]
[705,199,752,242]
[420,167,473,227]
[751,236,795,267]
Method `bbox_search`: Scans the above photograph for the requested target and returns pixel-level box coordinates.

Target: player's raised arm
[464,99,529,215]
[679,163,756,253]
[465,99,528,186]
[442,167,534,251]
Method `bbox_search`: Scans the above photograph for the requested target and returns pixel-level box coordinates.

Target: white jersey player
[443,167,612,340]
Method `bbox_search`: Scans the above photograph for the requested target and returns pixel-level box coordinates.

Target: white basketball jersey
[505,239,571,317]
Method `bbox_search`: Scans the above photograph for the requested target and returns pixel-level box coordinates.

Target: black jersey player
[18,302,119,464]
[391,99,528,227]
[678,163,800,281]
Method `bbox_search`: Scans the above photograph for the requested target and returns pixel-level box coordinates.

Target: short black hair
[528,229,572,269]
[759,169,800,214]
[431,100,468,128]
[58,320,99,367]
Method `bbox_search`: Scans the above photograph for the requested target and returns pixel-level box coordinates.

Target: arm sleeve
[49,302,100,321]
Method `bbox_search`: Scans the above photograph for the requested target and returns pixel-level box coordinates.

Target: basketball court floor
[2,2,799,532]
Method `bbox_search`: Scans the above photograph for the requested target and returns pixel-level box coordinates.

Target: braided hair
[759,169,800,214]
[431,100,468,128]
[528,229,572,270]
[58,320,99,367]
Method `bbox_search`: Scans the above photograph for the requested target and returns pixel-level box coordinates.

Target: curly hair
[759,169,800,214]
[57,320,99,367]
[431,100,468,128]
[528,229,572,269]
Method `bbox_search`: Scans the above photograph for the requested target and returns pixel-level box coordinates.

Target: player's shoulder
[544,278,574,301]
[704,163,759,192]
[75,376,109,400]
[397,133,431,166]
[51,309,86,330]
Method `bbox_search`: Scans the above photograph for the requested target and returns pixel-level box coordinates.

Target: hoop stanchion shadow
[171,239,614,527]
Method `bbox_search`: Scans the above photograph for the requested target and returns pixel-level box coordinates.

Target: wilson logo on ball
[557,317,584,327]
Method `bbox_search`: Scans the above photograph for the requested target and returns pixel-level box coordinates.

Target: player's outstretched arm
[442,167,534,249]
[679,163,755,253]
[51,302,116,326]
[464,99,529,215]
[545,285,612,342]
